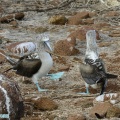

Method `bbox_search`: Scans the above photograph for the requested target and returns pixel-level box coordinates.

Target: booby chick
[2,35,53,92]
[79,30,118,95]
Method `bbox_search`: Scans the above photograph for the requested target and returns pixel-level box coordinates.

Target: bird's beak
[85,30,99,60]
[86,30,97,49]
[44,41,52,51]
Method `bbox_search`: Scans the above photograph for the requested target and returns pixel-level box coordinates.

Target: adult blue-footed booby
[2,35,53,92]
[79,30,118,95]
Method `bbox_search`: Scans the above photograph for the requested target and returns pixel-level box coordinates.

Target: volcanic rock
[67,11,90,25]
[0,12,24,23]
[54,39,79,56]
[89,102,112,118]
[106,106,120,118]
[0,74,24,120]
[49,15,67,25]
[32,97,58,111]
[9,20,18,27]
[34,26,48,33]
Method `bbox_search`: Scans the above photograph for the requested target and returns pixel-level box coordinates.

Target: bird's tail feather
[106,73,118,79]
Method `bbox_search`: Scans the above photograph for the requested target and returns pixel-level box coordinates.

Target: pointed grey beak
[85,30,99,60]
[44,41,52,51]
[86,30,97,49]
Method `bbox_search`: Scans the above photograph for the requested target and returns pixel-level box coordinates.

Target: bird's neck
[85,51,99,61]
[38,51,52,61]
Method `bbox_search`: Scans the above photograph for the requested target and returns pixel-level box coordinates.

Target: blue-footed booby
[79,30,118,95]
[1,35,53,92]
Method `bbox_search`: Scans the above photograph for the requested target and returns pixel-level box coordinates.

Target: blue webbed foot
[35,83,48,92]
[47,72,64,81]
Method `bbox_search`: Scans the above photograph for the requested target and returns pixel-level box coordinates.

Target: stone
[34,27,48,33]
[67,114,86,120]
[0,12,24,23]
[49,15,68,25]
[106,106,120,118]
[32,97,58,111]
[14,13,24,20]
[68,26,100,41]
[54,39,79,56]
[67,11,90,25]
[9,20,18,27]
[89,102,112,118]
[73,11,89,18]
[0,74,24,120]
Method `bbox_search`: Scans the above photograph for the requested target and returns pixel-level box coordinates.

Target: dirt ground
[0,0,120,120]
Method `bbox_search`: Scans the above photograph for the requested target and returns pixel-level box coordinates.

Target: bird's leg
[32,76,47,92]
[35,83,47,92]
[86,86,90,94]
[77,83,90,95]
[100,80,107,95]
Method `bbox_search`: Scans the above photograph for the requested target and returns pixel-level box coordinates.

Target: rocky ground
[0,0,120,120]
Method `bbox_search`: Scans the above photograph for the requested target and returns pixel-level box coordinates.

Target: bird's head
[85,30,99,61]
[35,33,52,52]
